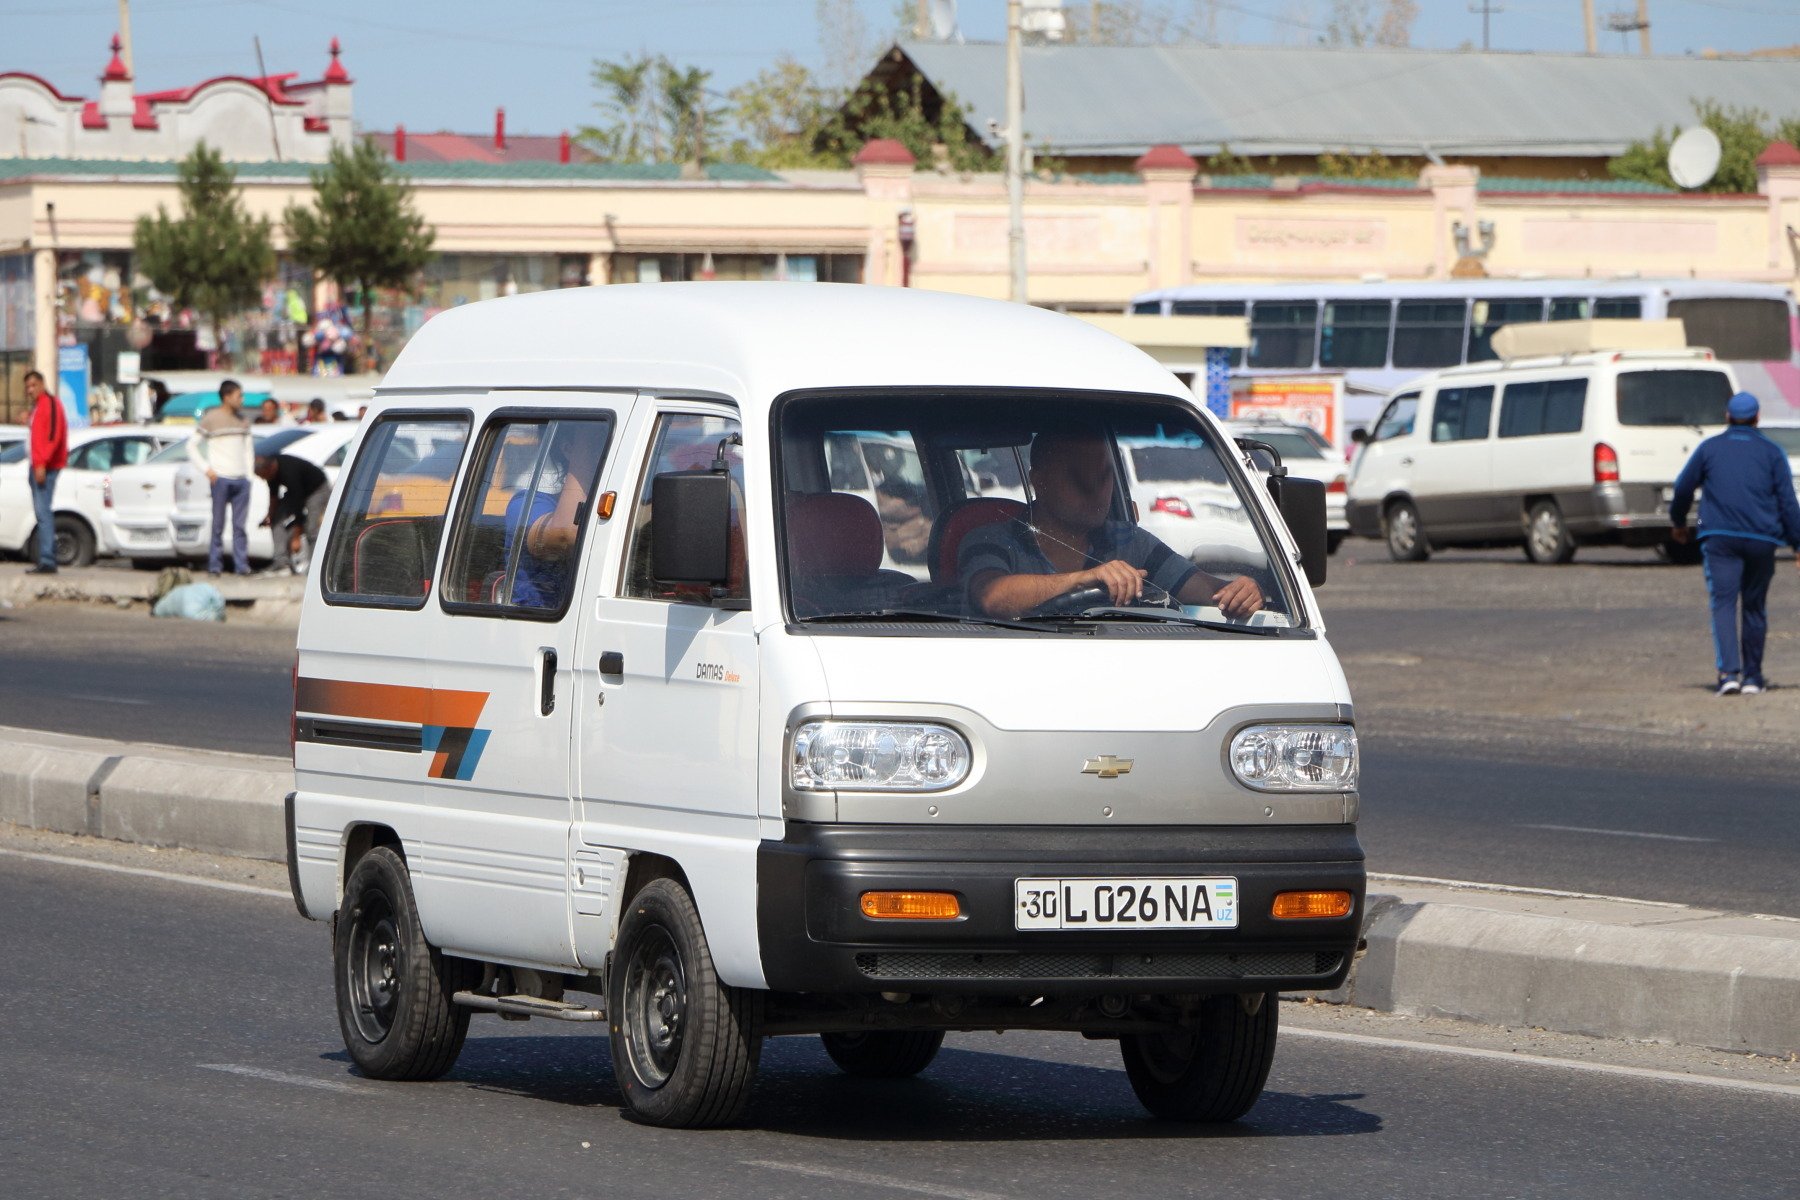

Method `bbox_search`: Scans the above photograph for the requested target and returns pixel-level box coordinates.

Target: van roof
[1427,348,1723,381]
[378,283,1186,410]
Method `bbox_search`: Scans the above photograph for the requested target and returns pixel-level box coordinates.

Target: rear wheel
[609,878,763,1127]
[1326,530,1345,556]
[1524,500,1577,564]
[821,1030,945,1078]
[48,516,96,568]
[1383,500,1429,562]
[333,846,477,1081]
[1120,993,1278,1123]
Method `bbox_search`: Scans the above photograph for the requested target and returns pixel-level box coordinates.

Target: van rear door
[1611,367,1735,483]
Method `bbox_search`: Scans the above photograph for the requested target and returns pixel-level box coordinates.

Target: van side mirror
[651,471,732,587]
[1266,474,1328,588]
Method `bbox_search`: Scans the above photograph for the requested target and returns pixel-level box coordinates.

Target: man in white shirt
[188,380,255,576]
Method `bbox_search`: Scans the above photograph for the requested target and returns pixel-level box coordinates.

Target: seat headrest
[933,497,1028,584]
[786,492,883,577]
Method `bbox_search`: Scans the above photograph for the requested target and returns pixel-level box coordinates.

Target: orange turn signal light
[1271,890,1354,919]
[860,891,962,920]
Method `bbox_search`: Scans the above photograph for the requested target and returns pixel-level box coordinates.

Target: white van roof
[378,283,1186,411]
[1429,347,1721,381]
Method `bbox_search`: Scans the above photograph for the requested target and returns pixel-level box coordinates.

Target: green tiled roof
[1478,175,1676,194]
[0,157,782,183]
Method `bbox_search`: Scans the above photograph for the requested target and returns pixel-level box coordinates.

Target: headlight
[1229,723,1358,792]
[791,721,971,792]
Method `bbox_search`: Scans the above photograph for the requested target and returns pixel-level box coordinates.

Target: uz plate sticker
[1014,877,1238,931]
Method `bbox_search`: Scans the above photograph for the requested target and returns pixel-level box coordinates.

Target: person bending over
[962,427,1264,620]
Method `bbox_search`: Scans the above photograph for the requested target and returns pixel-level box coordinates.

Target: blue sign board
[57,343,91,430]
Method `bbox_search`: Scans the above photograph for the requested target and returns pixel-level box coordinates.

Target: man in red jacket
[25,369,69,574]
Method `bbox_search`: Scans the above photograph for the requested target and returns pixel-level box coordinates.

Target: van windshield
[1616,370,1734,427]
[777,393,1297,630]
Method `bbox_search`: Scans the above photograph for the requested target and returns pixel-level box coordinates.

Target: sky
[5,0,1798,138]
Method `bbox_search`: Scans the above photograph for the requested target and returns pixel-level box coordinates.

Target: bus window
[1172,299,1245,367]
[1320,300,1392,368]
[1667,299,1791,361]
[1468,298,1546,361]
[1393,300,1467,368]
[1248,301,1318,370]
[1593,297,1643,320]
[1131,300,1163,315]
[1549,298,1589,321]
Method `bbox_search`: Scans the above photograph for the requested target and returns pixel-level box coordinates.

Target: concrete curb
[0,564,303,625]
[2,723,1795,1058]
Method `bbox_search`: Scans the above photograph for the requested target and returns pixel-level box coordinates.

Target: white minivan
[1346,349,1737,563]
[287,284,1360,1128]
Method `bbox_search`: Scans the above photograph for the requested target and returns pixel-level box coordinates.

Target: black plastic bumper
[757,823,1364,995]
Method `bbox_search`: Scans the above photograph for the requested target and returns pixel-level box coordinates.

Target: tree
[580,54,660,163]
[1375,0,1418,47]
[824,77,998,172]
[133,142,275,347]
[817,0,874,93]
[283,138,435,359]
[659,61,724,167]
[1324,0,1373,47]
[726,56,841,169]
[1316,147,1413,179]
[1608,99,1795,194]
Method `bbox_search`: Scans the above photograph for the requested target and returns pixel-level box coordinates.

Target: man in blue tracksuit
[1669,391,1800,696]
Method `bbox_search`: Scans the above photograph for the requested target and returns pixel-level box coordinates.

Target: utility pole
[1636,0,1651,54]
[1604,4,1650,54]
[116,0,134,77]
[1469,1,1502,51]
[1006,0,1027,304]
[915,0,929,38]
[1582,0,1597,54]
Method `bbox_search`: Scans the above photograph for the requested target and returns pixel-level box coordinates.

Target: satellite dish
[1668,126,1722,190]
[927,0,959,41]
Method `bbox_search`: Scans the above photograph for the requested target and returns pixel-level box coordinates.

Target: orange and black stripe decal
[295,678,492,780]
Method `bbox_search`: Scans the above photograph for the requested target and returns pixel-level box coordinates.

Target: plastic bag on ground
[151,582,226,622]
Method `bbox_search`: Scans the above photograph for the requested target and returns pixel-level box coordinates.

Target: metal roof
[0,157,780,184]
[894,41,1800,159]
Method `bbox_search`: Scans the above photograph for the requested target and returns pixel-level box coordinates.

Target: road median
[0,562,303,625]
[0,722,1793,1058]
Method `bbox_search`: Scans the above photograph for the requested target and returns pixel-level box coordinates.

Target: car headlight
[791,721,971,792]
[1229,723,1358,792]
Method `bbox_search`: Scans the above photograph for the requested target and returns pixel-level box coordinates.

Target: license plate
[126,527,162,543]
[175,524,201,540]
[1014,877,1238,931]
[1661,486,1675,502]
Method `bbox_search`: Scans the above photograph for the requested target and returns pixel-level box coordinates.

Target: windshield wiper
[1070,607,1283,635]
[795,608,1089,634]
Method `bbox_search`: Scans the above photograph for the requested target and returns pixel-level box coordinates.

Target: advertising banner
[57,343,91,429]
[1230,377,1344,448]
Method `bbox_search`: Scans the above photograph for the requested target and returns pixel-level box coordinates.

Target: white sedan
[168,424,357,564]
[1224,420,1351,554]
[0,426,184,566]
[1761,421,1800,497]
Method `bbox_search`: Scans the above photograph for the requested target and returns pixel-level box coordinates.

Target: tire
[1120,993,1278,1123]
[1524,500,1577,565]
[1383,500,1429,562]
[820,1030,945,1079]
[609,878,763,1128]
[50,516,96,568]
[333,846,476,1081]
[1325,530,1345,556]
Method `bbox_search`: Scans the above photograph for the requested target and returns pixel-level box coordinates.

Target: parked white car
[0,424,26,457]
[0,425,184,566]
[1761,420,1800,492]
[167,424,358,564]
[1225,419,1350,553]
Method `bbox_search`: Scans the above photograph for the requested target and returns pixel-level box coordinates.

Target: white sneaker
[1716,676,1741,696]
[1741,680,1765,695]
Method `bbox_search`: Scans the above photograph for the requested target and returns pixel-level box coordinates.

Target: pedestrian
[305,397,327,424]
[254,452,330,574]
[23,369,68,575]
[255,397,283,425]
[189,379,255,577]
[1669,390,1800,696]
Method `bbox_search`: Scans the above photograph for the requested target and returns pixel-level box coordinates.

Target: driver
[960,427,1265,620]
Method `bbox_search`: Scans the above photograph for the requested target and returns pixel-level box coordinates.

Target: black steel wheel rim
[346,892,401,1044]
[53,529,76,566]
[1136,1030,1199,1085]
[622,924,687,1089]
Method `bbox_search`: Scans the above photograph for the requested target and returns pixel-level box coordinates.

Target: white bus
[1130,280,1798,430]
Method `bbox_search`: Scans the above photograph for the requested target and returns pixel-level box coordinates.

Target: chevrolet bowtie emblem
[1082,755,1134,779]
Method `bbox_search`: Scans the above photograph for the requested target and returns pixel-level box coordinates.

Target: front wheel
[1524,500,1577,564]
[821,1030,945,1078]
[608,878,763,1128]
[1120,993,1278,1122]
[333,846,477,1081]
[1383,500,1429,562]
[50,516,96,568]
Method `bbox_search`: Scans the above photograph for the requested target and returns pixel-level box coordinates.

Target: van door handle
[538,647,557,715]
[599,651,624,676]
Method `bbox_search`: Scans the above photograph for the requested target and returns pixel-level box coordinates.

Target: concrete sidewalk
[0,562,303,625]
[1,721,1794,1059]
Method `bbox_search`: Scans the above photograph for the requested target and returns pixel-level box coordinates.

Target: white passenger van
[287,284,1360,1128]
[1346,329,1737,563]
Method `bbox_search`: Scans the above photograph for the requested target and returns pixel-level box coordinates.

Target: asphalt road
[4,846,1795,1200]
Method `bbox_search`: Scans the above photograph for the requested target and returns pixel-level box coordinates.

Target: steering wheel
[1023,583,1113,618]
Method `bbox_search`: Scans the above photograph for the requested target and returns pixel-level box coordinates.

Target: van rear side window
[1615,370,1734,427]
[1499,378,1586,438]
[321,414,471,607]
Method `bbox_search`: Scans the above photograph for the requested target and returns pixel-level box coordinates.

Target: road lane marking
[743,1160,1014,1200]
[1520,823,1716,844]
[0,847,288,898]
[1369,872,1689,908]
[1283,1028,1800,1099]
[199,1064,374,1095]
[66,694,152,706]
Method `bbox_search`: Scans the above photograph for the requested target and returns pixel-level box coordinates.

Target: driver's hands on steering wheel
[1212,575,1264,620]
[1075,560,1148,606]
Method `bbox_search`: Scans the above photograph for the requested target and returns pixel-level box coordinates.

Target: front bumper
[757,823,1364,995]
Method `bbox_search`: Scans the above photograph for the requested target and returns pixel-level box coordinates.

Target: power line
[1470,0,1504,50]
